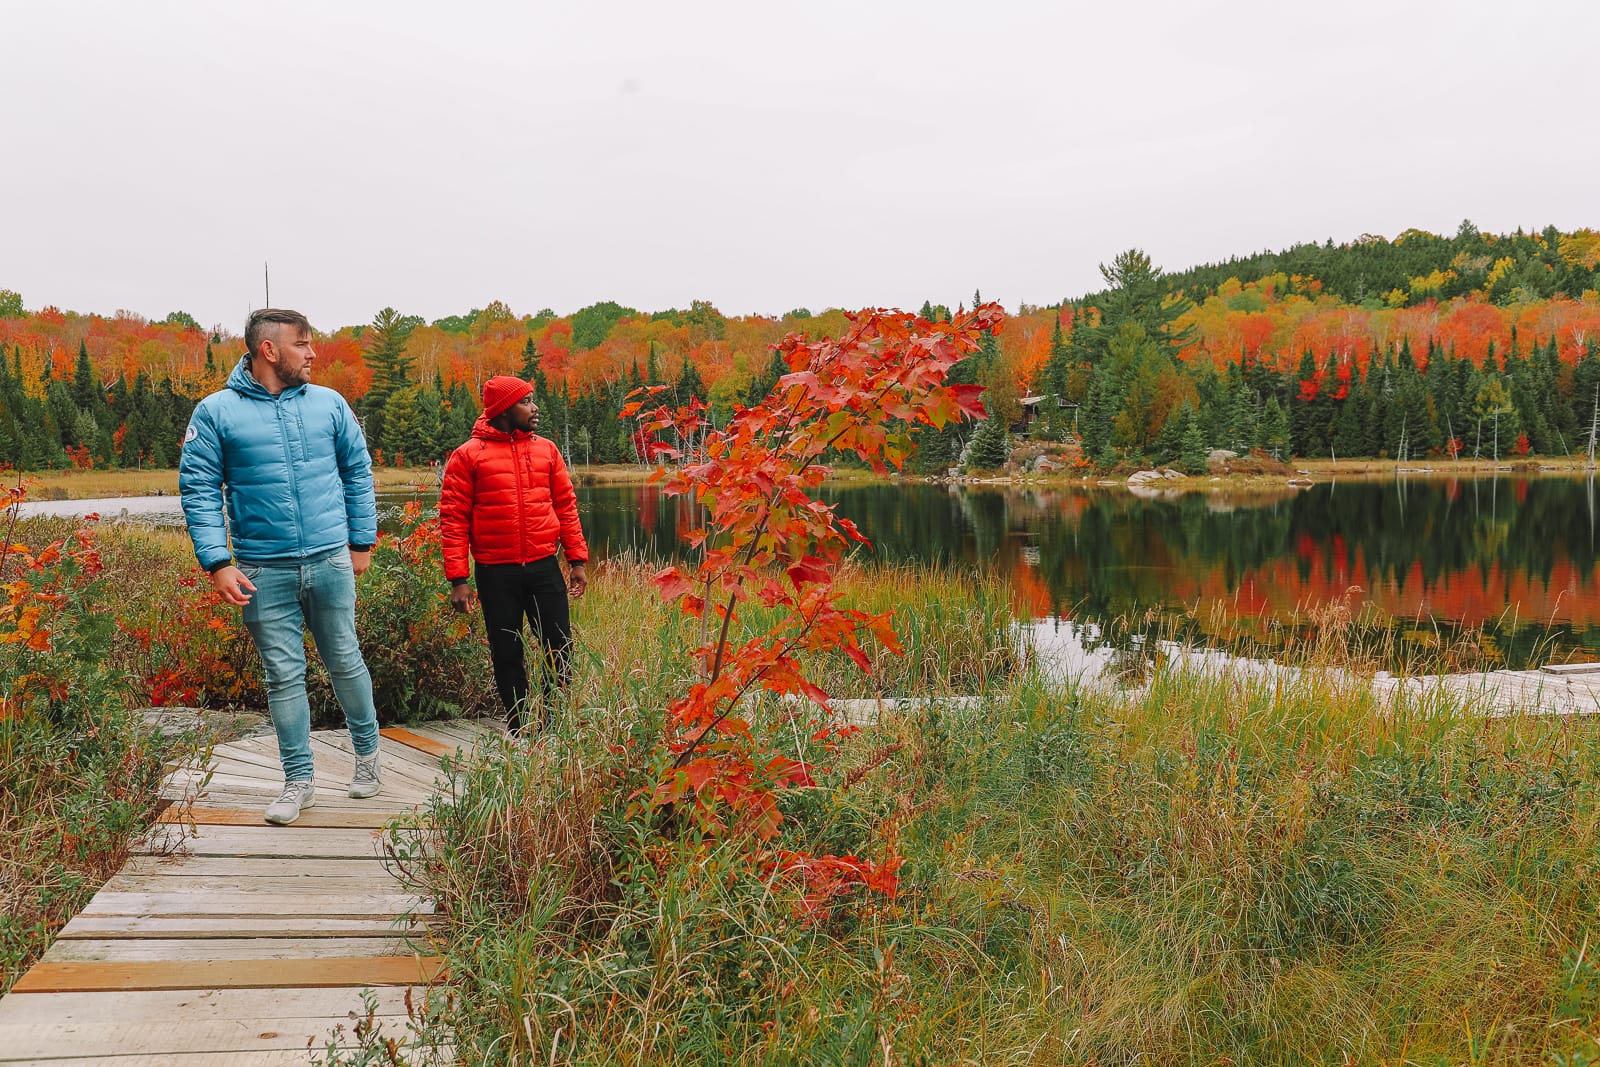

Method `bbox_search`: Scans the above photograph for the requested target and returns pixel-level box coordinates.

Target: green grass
[348,621,1600,1065]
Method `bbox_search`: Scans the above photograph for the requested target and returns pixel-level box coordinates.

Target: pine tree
[1179,405,1210,473]
[965,416,1010,470]
[519,337,541,381]
[72,338,99,410]
[361,307,416,451]
[1260,396,1290,458]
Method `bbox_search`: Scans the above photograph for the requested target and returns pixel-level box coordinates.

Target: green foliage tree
[569,301,637,350]
[361,307,417,452]
[964,415,1010,471]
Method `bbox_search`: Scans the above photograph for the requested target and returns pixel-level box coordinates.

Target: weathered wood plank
[57,915,428,940]
[0,986,418,1025]
[1,1053,358,1066]
[0,1016,415,1058]
[43,937,422,963]
[1541,661,1600,676]
[161,771,429,805]
[10,956,446,992]
[134,827,389,860]
[309,737,451,792]
[79,893,430,917]
[121,856,385,878]
[101,875,404,895]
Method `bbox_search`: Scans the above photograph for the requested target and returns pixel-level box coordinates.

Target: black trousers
[475,557,572,731]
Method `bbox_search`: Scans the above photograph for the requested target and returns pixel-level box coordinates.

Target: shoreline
[10,456,1596,501]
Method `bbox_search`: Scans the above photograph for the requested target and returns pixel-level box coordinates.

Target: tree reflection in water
[385,473,1600,672]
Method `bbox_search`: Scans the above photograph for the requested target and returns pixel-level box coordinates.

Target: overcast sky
[3,1,1596,333]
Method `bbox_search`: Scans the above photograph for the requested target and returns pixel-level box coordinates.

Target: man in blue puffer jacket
[180,309,383,826]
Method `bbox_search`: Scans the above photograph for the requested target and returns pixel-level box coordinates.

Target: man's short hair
[245,309,312,358]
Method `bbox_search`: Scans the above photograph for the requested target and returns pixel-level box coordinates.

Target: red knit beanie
[482,376,533,419]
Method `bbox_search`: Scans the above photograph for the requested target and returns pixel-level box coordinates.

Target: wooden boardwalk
[1375,662,1600,717]
[0,718,502,1066]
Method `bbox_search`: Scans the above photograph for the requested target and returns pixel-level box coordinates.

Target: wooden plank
[10,956,446,992]
[135,827,388,859]
[79,893,430,917]
[122,856,384,878]
[314,730,448,769]
[1,1053,365,1066]
[1541,661,1600,676]
[379,727,457,760]
[0,986,419,1025]
[450,717,506,742]
[161,770,429,805]
[0,1016,416,1058]
[417,718,496,744]
[43,937,422,963]
[158,807,401,829]
[58,915,429,940]
[101,875,405,895]
[310,736,451,792]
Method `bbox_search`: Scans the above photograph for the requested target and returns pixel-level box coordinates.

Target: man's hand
[210,565,256,606]
[349,548,371,576]
[567,563,588,600]
[449,584,473,613]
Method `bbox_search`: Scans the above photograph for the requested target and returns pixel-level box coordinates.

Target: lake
[20,475,1600,669]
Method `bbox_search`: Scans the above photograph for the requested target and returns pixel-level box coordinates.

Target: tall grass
[350,601,1600,1065]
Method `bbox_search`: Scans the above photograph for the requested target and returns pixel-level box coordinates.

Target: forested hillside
[2,220,1598,472]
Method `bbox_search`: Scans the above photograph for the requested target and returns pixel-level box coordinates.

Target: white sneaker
[264,780,317,825]
[348,750,381,799]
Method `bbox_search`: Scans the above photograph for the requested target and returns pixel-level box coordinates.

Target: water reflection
[563,475,1600,670]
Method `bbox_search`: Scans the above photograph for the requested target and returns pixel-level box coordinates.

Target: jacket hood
[227,356,306,401]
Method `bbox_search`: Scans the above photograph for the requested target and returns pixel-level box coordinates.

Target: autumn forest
[2,220,1599,473]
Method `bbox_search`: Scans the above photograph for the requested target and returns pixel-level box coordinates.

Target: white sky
[3,1,1596,334]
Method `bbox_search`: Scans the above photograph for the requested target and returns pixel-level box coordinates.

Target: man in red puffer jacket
[440,376,589,730]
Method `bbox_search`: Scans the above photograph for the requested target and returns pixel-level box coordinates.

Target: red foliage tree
[622,304,1003,912]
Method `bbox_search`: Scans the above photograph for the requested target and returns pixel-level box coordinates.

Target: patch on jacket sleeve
[183,423,198,445]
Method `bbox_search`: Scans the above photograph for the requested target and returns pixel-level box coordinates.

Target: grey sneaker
[348,750,381,799]
[264,780,317,825]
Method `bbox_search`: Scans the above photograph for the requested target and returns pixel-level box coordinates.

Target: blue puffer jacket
[179,358,377,570]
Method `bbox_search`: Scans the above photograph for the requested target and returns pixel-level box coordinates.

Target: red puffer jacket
[439,416,589,582]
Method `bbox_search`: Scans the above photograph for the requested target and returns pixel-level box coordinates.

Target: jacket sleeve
[334,398,378,548]
[178,402,231,572]
[438,447,475,583]
[549,446,589,564]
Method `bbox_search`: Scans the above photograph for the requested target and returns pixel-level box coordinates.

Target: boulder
[1207,449,1239,472]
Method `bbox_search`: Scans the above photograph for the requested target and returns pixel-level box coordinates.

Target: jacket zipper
[511,434,526,563]
[277,395,304,555]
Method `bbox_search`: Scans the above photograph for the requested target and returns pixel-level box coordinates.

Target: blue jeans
[239,549,379,782]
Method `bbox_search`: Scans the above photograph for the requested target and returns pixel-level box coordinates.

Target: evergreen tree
[381,387,425,466]
[361,307,416,450]
[965,416,1010,470]
[674,354,706,406]
[1260,396,1290,458]
[72,338,99,410]
[519,337,541,381]
[1079,364,1120,463]
[1179,405,1210,473]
